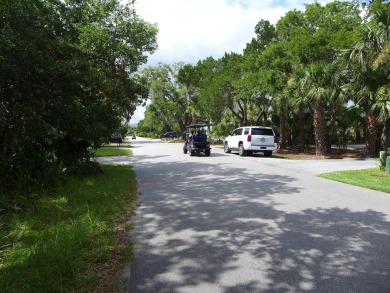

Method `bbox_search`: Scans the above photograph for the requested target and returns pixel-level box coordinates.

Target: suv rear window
[251,128,274,136]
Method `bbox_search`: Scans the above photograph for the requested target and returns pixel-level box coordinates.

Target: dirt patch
[88,212,134,293]
[274,147,367,160]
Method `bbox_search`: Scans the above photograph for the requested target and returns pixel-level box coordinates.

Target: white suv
[224,126,278,157]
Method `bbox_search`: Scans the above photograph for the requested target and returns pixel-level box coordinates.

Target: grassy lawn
[319,168,390,193]
[0,160,137,292]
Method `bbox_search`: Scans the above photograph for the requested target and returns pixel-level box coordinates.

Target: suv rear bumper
[245,144,277,151]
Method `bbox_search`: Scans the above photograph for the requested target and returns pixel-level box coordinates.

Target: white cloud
[135,0,288,66]
[134,0,336,67]
[130,0,336,123]
[129,105,146,125]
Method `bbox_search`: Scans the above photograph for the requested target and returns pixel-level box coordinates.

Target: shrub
[379,152,389,171]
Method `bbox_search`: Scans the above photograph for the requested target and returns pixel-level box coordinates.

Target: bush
[379,152,389,171]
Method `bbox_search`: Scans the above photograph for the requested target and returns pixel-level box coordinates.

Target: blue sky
[130,0,336,124]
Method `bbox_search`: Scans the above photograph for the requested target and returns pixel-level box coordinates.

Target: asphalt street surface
[99,138,389,293]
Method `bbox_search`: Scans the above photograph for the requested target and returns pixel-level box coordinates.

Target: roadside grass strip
[0,165,137,292]
[319,168,390,193]
[92,147,132,157]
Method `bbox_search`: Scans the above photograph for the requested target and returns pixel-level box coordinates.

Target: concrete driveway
[99,139,389,293]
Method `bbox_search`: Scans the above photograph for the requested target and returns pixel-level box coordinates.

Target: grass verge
[319,168,390,193]
[93,146,132,157]
[0,164,137,293]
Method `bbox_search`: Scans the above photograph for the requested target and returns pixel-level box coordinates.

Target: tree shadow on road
[129,155,390,293]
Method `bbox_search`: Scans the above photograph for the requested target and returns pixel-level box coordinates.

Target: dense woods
[136,0,390,157]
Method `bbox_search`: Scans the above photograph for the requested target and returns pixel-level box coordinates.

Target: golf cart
[183,124,211,156]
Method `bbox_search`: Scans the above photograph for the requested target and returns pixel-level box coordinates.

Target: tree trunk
[365,108,379,157]
[327,113,337,151]
[279,106,287,149]
[355,126,362,143]
[313,101,327,156]
[298,106,305,152]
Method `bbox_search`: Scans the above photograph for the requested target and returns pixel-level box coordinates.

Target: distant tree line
[136,0,390,157]
[0,0,157,192]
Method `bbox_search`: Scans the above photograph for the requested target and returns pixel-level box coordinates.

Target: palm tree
[289,68,312,152]
[297,63,335,156]
[348,3,390,156]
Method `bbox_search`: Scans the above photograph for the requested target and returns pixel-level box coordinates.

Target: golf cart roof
[185,124,208,129]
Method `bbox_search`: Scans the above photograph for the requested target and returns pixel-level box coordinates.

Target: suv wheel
[239,144,247,156]
[264,151,272,157]
[224,142,231,153]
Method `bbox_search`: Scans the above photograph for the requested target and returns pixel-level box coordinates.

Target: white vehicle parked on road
[224,126,278,157]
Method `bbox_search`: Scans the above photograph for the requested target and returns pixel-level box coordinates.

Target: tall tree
[288,68,312,152]
[253,41,294,148]
[301,63,335,156]
[141,63,193,133]
[237,20,279,129]
[190,54,245,127]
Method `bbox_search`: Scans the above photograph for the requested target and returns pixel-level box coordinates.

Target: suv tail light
[247,135,251,142]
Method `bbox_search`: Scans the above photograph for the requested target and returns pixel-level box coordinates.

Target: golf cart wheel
[190,148,195,156]
[205,149,210,156]
[183,145,188,154]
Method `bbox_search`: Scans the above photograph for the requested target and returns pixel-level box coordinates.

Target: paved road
[99,139,390,293]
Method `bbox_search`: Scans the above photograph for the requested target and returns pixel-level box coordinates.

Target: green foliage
[277,1,361,65]
[0,0,157,191]
[378,152,389,170]
[196,55,238,124]
[0,164,138,292]
[209,123,234,139]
